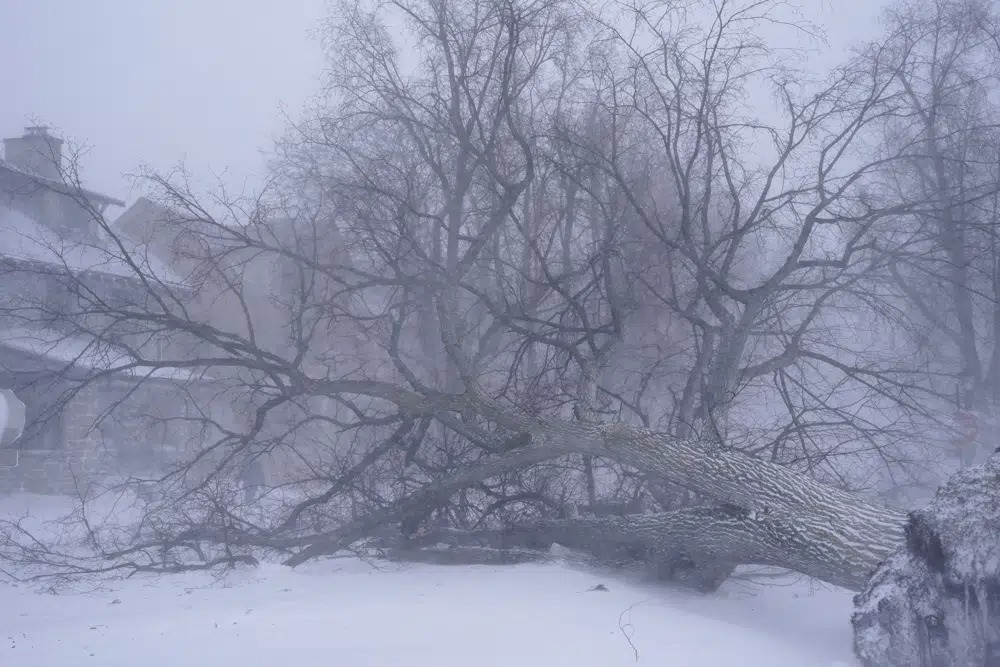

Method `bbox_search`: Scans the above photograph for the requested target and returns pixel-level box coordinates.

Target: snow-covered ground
[0,495,859,666]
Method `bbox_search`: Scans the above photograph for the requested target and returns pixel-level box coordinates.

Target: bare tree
[5,0,998,611]
[868,0,1000,474]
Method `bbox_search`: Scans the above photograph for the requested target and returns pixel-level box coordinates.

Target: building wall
[0,153,256,495]
[0,373,237,495]
[1,193,359,495]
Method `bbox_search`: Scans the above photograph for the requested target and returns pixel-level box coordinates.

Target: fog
[1,0,325,199]
[2,0,883,201]
[2,0,999,665]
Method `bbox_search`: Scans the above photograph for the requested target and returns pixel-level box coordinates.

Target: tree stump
[852,453,1000,666]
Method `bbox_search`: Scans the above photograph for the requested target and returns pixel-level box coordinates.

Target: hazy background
[1,0,886,205]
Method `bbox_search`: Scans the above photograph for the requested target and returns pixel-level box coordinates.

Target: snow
[0,495,860,666]
[0,561,858,667]
[0,204,182,284]
[0,327,202,381]
[1,326,130,367]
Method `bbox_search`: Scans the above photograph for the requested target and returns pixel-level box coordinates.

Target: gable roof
[0,204,185,284]
[0,326,206,383]
[0,159,126,208]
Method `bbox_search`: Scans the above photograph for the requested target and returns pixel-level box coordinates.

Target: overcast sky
[1,0,888,207]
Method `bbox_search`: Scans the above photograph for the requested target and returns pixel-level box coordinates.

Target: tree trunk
[499,508,861,591]
[374,504,891,592]
[289,385,908,589]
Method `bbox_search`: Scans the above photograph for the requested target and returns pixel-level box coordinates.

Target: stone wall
[0,373,238,495]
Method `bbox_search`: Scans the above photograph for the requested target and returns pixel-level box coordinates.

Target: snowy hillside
[0,509,859,667]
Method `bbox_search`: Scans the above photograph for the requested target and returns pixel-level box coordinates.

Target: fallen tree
[347,436,1000,666]
[283,383,907,592]
[8,3,1000,665]
[0,0,938,602]
[377,506,844,593]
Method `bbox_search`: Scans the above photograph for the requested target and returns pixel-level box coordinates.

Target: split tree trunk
[852,452,1000,666]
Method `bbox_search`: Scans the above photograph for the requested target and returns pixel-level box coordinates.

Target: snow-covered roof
[0,327,202,382]
[0,159,126,208]
[0,204,185,284]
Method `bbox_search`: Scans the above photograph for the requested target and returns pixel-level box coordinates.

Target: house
[0,126,236,494]
[111,190,379,487]
[111,197,343,485]
[0,125,380,497]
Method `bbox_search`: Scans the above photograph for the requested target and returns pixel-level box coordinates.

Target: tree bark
[289,384,907,589]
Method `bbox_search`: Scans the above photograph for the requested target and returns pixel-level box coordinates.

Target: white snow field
[0,496,859,666]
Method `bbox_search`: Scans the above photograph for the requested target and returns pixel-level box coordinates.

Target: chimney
[3,126,64,181]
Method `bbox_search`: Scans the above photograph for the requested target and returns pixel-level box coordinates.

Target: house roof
[0,327,205,383]
[0,159,126,208]
[0,204,186,284]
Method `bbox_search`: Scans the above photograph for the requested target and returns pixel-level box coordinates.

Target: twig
[617,601,644,662]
